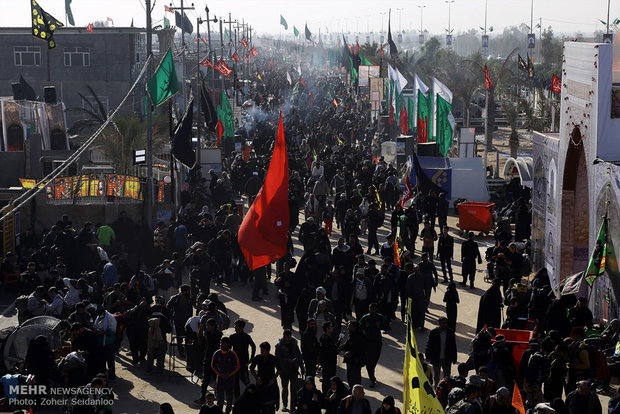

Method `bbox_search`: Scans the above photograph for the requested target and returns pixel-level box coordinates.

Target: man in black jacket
[301,319,320,377]
[424,317,457,385]
[461,232,482,289]
[437,226,454,283]
[339,320,366,389]
[319,321,339,394]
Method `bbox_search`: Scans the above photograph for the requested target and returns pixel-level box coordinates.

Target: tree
[68,85,169,174]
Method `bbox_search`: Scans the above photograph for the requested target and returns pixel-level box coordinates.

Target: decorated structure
[532,41,620,321]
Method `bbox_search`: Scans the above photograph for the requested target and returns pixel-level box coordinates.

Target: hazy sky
[6,0,617,36]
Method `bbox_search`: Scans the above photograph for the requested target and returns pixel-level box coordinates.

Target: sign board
[458,127,476,158]
[482,35,489,48]
[359,65,381,87]
[527,33,535,49]
[419,35,425,45]
[446,34,453,46]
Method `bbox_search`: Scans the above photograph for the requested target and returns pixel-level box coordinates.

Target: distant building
[0,27,147,125]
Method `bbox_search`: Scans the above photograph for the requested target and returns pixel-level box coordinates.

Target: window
[82,96,109,114]
[14,46,41,66]
[64,47,90,67]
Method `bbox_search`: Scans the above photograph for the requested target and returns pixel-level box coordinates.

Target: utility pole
[483,0,488,56]
[445,0,455,47]
[204,6,217,89]
[168,1,195,108]
[418,5,426,44]
[223,14,237,58]
[145,0,153,229]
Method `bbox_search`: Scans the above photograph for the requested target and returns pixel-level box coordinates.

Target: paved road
[109,213,502,413]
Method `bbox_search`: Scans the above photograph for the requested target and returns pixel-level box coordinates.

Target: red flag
[400,104,408,134]
[238,114,290,271]
[512,383,526,414]
[200,56,214,68]
[165,5,173,13]
[202,36,208,44]
[400,175,413,208]
[245,55,249,62]
[300,78,306,87]
[417,115,428,143]
[240,38,248,48]
[394,238,401,266]
[106,17,114,24]
[355,42,360,55]
[216,119,224,145]
[333,99,338,107]
[484,64,493,90]
[551,74,561,93]
[232,52,240,62]
[249,47,259,57]
[379,44,384,57]
[214,59,232,77]
[373,157,378,165]
[86,23,94,33]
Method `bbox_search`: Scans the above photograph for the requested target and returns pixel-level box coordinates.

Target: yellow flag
[403,299,445,414]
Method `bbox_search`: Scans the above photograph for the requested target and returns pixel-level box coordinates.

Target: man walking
[461,232,482,289]
[211,337,241,413]
[424,317,457,385]
[437,226,454,283]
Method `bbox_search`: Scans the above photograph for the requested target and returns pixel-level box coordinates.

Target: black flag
[19,76,38,101]
[31,0,63,49]
[388,11,398,56]
[305,24,312,41]
[172,98,196,168]
[175,11,194,34]
[201,81,218,132]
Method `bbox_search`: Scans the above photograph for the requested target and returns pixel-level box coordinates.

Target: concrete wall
[0,28,147,122]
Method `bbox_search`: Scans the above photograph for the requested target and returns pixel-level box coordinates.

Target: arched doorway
[6,123,24,151]
[560,127,589,279]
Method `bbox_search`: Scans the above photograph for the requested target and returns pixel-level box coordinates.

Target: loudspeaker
[43,86,57,104]
[11,83,26,100]
[417,142,439,157]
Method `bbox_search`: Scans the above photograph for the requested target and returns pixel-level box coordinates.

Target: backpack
[446,400,471,414]
[15,295,30,323]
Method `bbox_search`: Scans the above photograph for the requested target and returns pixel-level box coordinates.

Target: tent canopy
[503,157,533,188]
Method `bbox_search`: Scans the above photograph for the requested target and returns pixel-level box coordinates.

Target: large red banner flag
[249,47,259,57]
[214,59,232,77]
[240,38,248,48]
[200,56,214,68]
[551,74,561,93]
[238,114,290,271]
[484,64,493,90]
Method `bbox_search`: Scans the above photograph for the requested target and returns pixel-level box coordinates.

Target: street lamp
[396,8,404,43]
[445,0,454,47]
[418,5,426,45]
[379,11,386,44]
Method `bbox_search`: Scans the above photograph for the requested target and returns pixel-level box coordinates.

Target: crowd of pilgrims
[0,55,617,414]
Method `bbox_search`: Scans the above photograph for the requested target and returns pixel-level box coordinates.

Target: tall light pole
[379,11,386,44]
[418,5,426,44]
[445,0,454,46]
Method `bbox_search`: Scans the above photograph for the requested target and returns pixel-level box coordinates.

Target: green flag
[408,97,415,131]
[436,94,453,156]
[293,26,299,37]
[348,56,358,84]
[225,29,230,40]
[586,218,608,286]
[146,48,179,110]
[359,50,372,66]
[280,15,288,30]
[417,90,431,142]
[217,90,235,138]
[163,17,169,28]
[65,0,74,26]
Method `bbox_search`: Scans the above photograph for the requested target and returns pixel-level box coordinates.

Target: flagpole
[484,88,488,175]
[146,0,154,229]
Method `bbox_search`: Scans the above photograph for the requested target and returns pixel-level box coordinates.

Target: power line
[0,55,153,223]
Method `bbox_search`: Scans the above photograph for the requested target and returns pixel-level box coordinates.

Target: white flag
[286,71,292,85]
[432,77,454,139]
[388,64,408,94]
[297,64,302,76]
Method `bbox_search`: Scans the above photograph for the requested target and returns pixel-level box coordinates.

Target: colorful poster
[124,176,141,200]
